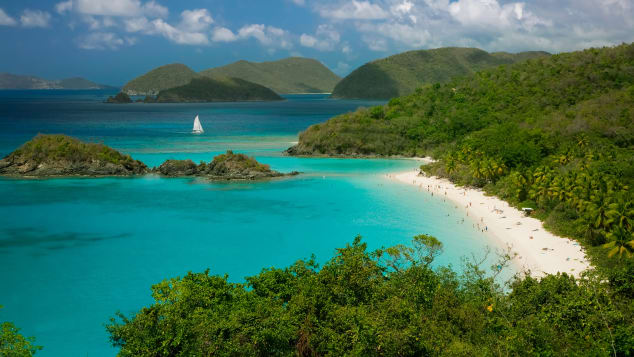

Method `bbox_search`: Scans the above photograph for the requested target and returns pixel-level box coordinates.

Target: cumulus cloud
[179,9,213,32]
[212,27,238,42]
[58,0,167,18]
[151,18,209,45]
[319,0,388,20]
[310,0,634,54]
[56,1,73,14]
[78,32,128,49]
[0,8,17,26]
[237,24,293,49]
[20,9,51,28]
[300,24,340,51]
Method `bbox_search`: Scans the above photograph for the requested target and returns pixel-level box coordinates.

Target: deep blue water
[0,90,493,356]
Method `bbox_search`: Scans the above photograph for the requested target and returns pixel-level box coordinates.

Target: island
[105,92,133,103]
[0,73,114,90]
[0,134,148,176]
[155,150,298,180]
[153,77,282,103]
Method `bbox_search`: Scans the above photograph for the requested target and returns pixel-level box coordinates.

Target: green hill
[330,47,550,99]
[290,43,634,277]
[122,63,199,95]
[0,73,113,89]
[154,77,282,103]
[200,57,340,94]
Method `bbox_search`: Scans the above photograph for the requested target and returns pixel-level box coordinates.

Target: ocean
[0,91,493,356]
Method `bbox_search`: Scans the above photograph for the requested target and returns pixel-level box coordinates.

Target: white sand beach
[389,166,590,278]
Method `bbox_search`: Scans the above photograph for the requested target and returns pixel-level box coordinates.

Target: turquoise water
[0,92,492,356]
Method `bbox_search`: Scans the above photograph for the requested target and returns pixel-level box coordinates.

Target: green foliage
[1,306,42,356]
[331,47,550,99]
[201,57,341,94]
[155,77,282,103]
[106,92,132,104]
[294,43,634,270]
[211,150,271,172]
[122,63,199,95]
[107,235,634,356]
[10,134,138,166]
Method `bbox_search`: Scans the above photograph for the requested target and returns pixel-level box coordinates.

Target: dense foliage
[330,47,549,99]
[291,44,634,268]
[106,92,133,104]
[107,236,634,356]
[122,63,199,95]
[155,77,282,103]
[1,306,41,356]
[7,134,140,166]
[201,57,341,94]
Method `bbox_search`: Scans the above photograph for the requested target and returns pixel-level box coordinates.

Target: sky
[0,0,633,86]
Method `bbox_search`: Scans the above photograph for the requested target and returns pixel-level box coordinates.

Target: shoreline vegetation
[390,166,590,278]
[0,134,296,180]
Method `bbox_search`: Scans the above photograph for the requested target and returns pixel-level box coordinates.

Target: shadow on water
[0,227,130,250]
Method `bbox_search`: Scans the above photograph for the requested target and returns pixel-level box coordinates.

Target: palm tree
[588,199,613,231]
[602,226,634,259]
[607,199,634,230]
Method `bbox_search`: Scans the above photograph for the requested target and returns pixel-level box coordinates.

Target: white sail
[192,115,204,133]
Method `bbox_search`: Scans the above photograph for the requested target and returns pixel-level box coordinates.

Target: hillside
[200,57,340,94]
[330,47,550,99]
[154,77,282,103]
[0,73,112,89]
[290,43,634,278]
[122,63,199,95]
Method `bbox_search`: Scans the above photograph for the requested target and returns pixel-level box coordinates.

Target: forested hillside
[291,43,634,269]
[201,57,340,94]
[330,47,549,99]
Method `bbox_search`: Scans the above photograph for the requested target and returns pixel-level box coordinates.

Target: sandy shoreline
[388,166,590,278]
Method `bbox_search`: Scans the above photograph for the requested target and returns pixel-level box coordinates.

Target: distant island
[121,57,340,96]
[105,92,133,104]
[157,150,298,180]
[200,57,341,94]
[152,77,282,103]
[0,135,296,180]
[0,73,114,90]
[330,47,550,99]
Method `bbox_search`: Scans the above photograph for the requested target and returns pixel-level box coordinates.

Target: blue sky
[0,0,633,86]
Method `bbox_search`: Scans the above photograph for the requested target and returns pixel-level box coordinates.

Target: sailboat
[192,115,204,134]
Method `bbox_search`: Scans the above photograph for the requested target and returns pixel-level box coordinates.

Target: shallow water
[0,91,493,356]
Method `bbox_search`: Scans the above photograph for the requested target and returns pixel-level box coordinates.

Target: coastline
[388,165,590,278]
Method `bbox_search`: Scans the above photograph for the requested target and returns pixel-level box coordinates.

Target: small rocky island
[105,92,133,104]
[0,134,148,176]
[156,150,298,180]
[0,135,298,180]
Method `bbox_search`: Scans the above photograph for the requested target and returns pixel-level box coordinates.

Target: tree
[0,311,42,356]
[603,226,634,259]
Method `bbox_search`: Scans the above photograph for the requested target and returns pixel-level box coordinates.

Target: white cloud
[142,1,168,18]
[212,27,237,42]
[300,24,340,51]
[363,36,387,51]
[151,18,209,45]
[21,9,51,28]
[291,0,306,5]
[78,32,126,49]
[319,0,388,20]
[179,9,213,32]
[124,16,149,32]
[66,0,166,17]
[0,8,17,26]
[56,1,73,14]
[237,24,293,49]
